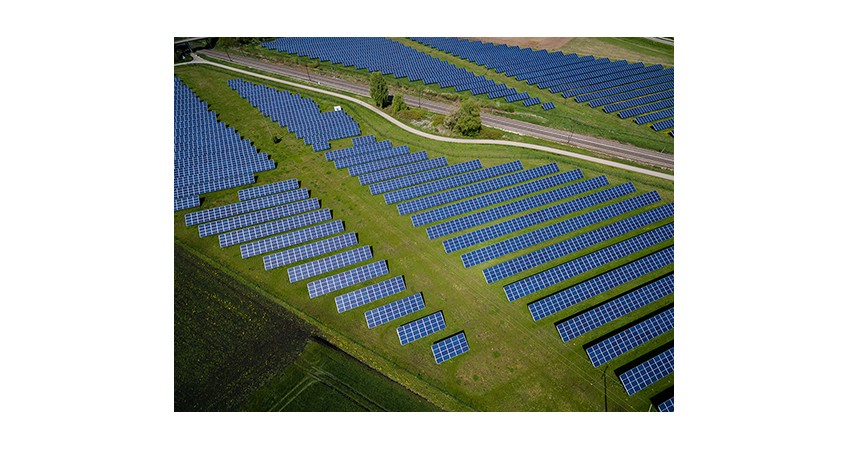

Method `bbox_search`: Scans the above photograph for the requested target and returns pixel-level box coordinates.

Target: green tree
[445,98,482,136]
[369,72,389,108]
[392,95,407,113]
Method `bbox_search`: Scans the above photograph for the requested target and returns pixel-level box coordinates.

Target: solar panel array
[238,178,299,201]
[307,260,388,298]
[619,347,674,395]
[262,38,540,108]
[503,223,674,301]
[358,156,448,186]
[586,307,674,367]
[198,198,320,238]
[557,273,674,342]
[334,145,410,169]
[288,245,372,283]
[174,76,273,211]
[369,160,482,196]
[432,332,470,364]
[335,276,406,313]
[267,232,359,271]
[410,38,674,132]
[463,193,665,268]
[364,292,426,328]
[348,151,430,177]
[185,188,309,226]
[397,311,447,345]
[242,220,344,259]
[228,78,361,151]
[657,397,674,412]
[219,208,332,248]
[385,160,522,206]
[351,134,377,146]
[325,139,392,161]
[528,246,674,321]
[442,179,631,254]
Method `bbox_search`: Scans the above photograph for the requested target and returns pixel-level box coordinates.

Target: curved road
[184,52,673,182]
[198,49,674,171]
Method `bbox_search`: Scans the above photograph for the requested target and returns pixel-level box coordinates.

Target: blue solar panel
[557,273,674,342]
[503,223,674,301]
[351,134,377,146]
[586,307,674,367]
[325,139,392,161]
[364,292,425,328]
[185,188,309,226]
[410,164,571,228]
[528,246,674,321]
[348,151,430,176]
[241,220,344,259]
[238,179,299,201]
[358,156,448,186]
[541,102,556,110]
[218,208,332,248]
[397,311,447,345]
[287,245,372,283]
[174,173,256,199]
[385,160,522,205]
[174,195,200,211]
[489,206,674,285]
[657,397,674,412]
[307,260,388,298]
[462,193,665,268]
[436,177,617,247]
[335,276,406,313]
[265,232,358,271]
[199,198,320,238]
[651,119,674,131]
[432,332,470,364]
[334,145,410,169]
[619,347,674,395]
[369,160,483,195]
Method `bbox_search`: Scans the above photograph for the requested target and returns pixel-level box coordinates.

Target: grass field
[218,38,674,154]
[560,38,675,68]
[174,62,674,411]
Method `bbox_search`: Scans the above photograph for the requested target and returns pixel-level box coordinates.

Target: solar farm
[174,37,674,412]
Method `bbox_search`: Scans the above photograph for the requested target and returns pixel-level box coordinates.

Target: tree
[445,98,482,136]
[392,95,407,113]
[369,72,389,108]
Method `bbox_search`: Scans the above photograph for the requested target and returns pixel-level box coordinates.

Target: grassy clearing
[173,63,674,411]
[560,38,674,68]
[217,39,675,153]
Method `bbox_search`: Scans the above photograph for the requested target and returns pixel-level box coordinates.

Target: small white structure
[333,105,342,112]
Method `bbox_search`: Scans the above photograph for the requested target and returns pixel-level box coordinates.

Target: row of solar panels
[173,76,273,211]
[260,37,551,109]
[410,38,673,132]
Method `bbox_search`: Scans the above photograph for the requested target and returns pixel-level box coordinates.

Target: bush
[392,95,407,113]
[369,72,389,108]
[445,99,482,136]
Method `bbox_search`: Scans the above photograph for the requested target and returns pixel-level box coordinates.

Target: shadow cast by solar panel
[611,340,673,378]
[579,303,674,352]
[650,387,674,411]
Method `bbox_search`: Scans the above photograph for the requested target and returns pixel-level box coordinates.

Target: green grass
[216,39,675,153]
[240,338,442,411]
[173,63,674,411]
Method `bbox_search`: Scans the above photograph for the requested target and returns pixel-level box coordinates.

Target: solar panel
[265,232,358,270]
[364,292,425,328]
[557,273,674,342]
[432,332,470,364]
[528,246,674,321]
[335,276,406,313]
[174,195,200,211]
[334,145,410,169]
[287,245,372,283]
[586,307,674,367]
[325,139,392,161]
[358,156,448,186]
[218,208,332,248]
[241,220,344,259]
[348,151,430,177]
[238,179,299,201]
[462,193,664,268]
[619,347,674,395]
[503,223,674,301]
[385,160,522,205]
[411,164,574,228]
[198,197,320,238]
[307,260,388,298]
[174,172,256,199]
[185,188,309,226]
[351,134,377,146]
[368,160,483,195]
[437,177,618,249]
[397,311,447,345]
[657,397,674,412]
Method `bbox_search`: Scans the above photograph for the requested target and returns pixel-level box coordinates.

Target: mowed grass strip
[173,63,674,411]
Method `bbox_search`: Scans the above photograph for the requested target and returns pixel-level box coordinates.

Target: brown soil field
[463,37,574,51]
